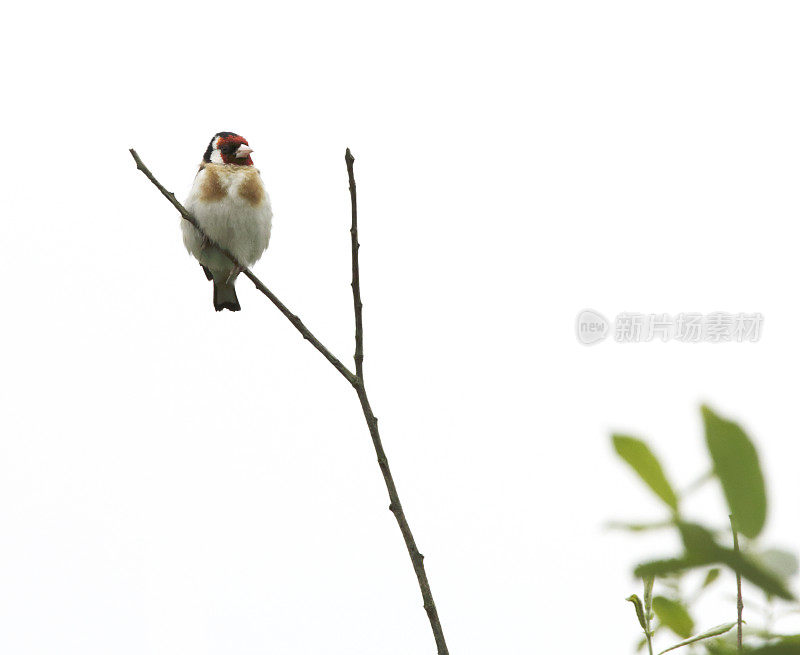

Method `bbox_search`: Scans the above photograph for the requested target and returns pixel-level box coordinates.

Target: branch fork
[130,147,449,654]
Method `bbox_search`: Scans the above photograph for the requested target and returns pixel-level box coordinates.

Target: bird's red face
[203,132,254,166]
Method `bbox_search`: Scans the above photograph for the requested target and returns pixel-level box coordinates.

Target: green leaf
[633,523,794,600]
[653,596,694,638]
[720,550,795,600]
[657,622,737,654]
[678,523,721,560]
[627,594,647,632]
[743,635,800,654]
[702,406,767,538]
[635,556,711,579]
[634,523,794,600]
[702,568,721,588]
[613,434,679,511]
[681,523,793,599]
[635,554,793,600]
[706,635,800,654]
[755,548,800,579]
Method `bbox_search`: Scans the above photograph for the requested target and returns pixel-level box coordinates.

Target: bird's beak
[235,144,254,158]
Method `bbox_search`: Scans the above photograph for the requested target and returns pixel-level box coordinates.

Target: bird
[182,132,272,311]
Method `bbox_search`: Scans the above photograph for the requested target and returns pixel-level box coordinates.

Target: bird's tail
[212,276,241,312]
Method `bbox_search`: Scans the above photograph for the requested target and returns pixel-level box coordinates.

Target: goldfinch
[182,132,273,311]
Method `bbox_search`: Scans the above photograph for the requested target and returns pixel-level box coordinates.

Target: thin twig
[130,147,449,654]
[346,149,449,655]
[730,514,744,653]
[347,149,364,382]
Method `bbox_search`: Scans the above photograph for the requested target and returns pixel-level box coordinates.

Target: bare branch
[345,150,449,655]
[346,148,364,382]
[128,149,357,387]
[130,147,449,654]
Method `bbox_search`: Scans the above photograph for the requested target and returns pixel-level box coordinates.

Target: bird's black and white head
[203,132,254,166]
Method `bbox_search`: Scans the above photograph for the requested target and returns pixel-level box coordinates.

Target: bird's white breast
[183,164,273,271]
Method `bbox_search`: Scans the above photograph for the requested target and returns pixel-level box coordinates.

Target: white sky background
[2,2,800,653]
